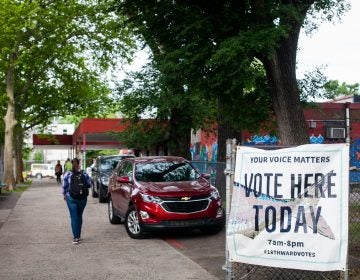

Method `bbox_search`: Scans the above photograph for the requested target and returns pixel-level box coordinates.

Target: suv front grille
[159,194,210,201]
[161,199,209,213]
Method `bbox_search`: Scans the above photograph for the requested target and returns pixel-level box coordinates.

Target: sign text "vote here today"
[244,172,337,199]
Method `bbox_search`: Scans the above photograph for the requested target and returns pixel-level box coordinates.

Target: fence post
[223,139,233,279]
[223,139,237,280]
[231,138,237,180]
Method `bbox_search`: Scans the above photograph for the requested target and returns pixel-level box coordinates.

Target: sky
[297,0,360,85]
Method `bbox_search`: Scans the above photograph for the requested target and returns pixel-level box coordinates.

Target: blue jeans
[66,195,87,239]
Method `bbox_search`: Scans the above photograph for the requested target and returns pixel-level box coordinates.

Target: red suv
[107,156,225,239]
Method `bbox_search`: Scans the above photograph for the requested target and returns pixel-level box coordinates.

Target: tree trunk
[262,28,308,146]
[4,59,17,190]
[216,114,241,196]
[217,120,241,163]
[168,108,191,159]
[15,126,24,183]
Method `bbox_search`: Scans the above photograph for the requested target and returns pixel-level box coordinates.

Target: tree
[116,58,217,158]
[0,0,133,189]
[114,1,273,158]
[298,67,329,102]
[114,119,169,156]
[324,80,359,99]
[113,0,350,151]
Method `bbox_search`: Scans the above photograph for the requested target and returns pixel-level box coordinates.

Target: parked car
[107,156,225,239]
[30,163,55,179]
[91,154,134,202]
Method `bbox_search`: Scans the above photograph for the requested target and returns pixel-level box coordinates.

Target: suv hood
[138,179,212,196]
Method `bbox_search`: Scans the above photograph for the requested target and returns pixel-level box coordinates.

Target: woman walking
[62,158,91,245]
[55,160,63,184]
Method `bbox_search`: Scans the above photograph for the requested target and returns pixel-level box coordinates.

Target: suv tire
[108,197,122,224]
[98,185,107,203]
[125,205,144,239]
[91,182,98,198]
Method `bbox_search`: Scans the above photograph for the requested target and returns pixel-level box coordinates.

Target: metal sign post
[223,139,237,280]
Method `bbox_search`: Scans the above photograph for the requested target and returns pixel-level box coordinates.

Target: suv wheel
[125,205,144,239]
[98,185,107,203]
[108,197,122,224]
[91,182,98,198]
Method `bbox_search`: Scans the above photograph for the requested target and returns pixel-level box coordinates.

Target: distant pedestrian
[55,160,63,184]
[62,158,91,245]
[64,158,72,174]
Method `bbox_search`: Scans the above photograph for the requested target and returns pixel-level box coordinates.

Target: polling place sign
[227,144,349,271]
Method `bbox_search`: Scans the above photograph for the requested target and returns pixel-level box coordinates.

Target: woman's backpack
[69,172,89,199]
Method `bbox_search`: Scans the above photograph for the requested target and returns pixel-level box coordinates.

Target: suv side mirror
[117,176,132,183]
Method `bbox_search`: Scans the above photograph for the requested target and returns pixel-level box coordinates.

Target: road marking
[165,238,185,249]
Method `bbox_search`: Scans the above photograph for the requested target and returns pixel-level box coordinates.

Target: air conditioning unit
[327,127,346,139]
[309,121,317,128]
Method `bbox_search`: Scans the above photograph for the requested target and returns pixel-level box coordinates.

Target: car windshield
[100,157,122,171]
[135,161,200,182]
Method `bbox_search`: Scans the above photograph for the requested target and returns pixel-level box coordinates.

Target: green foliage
[304,0,351,33]
[22,146,32,161]
[112,0,351,147]
[113,0,277,139]
[116,62,161,119]
[116,55,217,153]
[0,0,135,131]
[324,80,359,99]
[33,151,44,162]
[298,67,329,102]
[2,185,29,193]
[111,119,168,152]
[0,0,135,183]
[298,66,359,103]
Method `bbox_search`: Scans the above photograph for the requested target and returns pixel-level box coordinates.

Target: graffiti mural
[309,134,325,144]
[350,138,360,182]
[190,142,218,162]
[244,134,279,145]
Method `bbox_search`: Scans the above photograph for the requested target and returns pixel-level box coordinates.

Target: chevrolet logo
[181,197,191,201]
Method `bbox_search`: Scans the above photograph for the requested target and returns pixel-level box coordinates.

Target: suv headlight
[140,193,162,204]
[210,189,220,200]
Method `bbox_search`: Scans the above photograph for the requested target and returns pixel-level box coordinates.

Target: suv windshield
[100,156,132,171]
[135,161,200,182]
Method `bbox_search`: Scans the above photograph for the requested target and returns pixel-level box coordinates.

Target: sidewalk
[0,179,220,280]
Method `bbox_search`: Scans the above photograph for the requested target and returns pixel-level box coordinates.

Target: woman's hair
[71,158,80,172]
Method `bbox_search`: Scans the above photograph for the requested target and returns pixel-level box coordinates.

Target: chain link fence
[229,181,360,280]
[191,160,226,199]
[192,152,360,279]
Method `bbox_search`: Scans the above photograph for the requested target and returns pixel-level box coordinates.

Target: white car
[30,163,55,179]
